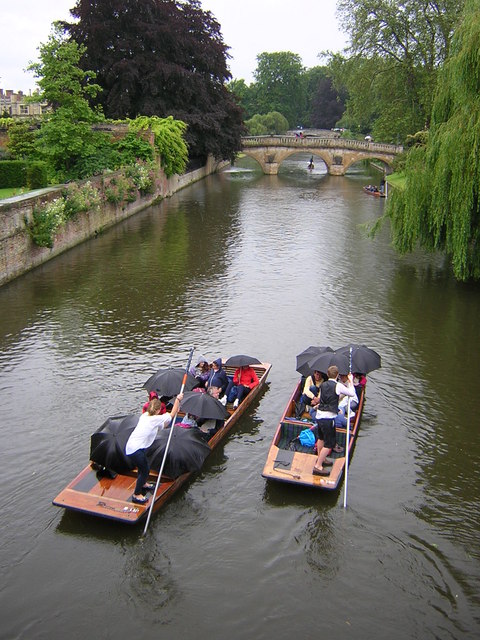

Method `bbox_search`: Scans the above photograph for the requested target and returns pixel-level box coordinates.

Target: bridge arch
[341,153,394,174]
[241,147,331,172]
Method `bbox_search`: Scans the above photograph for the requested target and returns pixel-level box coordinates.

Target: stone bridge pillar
[264,154,279,175]
[321,150,345,176]
[329,157,346,176]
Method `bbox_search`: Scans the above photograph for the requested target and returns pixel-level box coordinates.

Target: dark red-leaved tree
[64,0,244,161]
[310,76,345,129]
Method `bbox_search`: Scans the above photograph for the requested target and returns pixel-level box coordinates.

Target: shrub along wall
[0,160,49,189]
[0,160,27,188]
[0,155,226,287]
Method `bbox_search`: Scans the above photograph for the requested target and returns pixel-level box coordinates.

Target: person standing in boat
[312,366,355,476]
[126,394,183,504]
[226,365,259,408]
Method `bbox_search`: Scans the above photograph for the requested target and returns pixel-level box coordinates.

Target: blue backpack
[299,428,316,447]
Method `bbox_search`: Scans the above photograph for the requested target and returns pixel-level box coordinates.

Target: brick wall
[0,155,226,287]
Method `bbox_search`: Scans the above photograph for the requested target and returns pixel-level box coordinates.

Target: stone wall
[0,155,226,287]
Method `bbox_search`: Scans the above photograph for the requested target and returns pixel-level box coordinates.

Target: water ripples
[0,157,479,639]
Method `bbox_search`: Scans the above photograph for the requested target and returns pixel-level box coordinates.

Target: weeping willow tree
[385,0,480,281]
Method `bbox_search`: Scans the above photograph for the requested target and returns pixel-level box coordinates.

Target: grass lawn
[0,187,27,199]
[386,172,406,190]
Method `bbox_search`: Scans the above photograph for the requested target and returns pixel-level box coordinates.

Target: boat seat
[277,422,316,454]
[279,422,350,455]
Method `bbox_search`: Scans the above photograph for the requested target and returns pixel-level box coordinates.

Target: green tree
[329,53,421,141]
[253,52,305,127]
[64,0,245,162]
[128,115,188,177]
[28,25,108,180]
[384,0,480,281]
[244,111,289,135]
[6,119,39,159]
[334,0,464,141]
[227,79,259,120]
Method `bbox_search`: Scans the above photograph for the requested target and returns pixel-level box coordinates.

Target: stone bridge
[240,135,403,175]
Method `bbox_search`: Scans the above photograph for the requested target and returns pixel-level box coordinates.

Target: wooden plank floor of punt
[262,424,347,489]
[53,362,271,524]
[262,384,365,491]
[52,464,190,523]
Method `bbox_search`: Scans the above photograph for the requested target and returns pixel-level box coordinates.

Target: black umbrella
[306,350,350,375]
[143,368,198,397]
[296,345,333,376]
[147,426,211,478]
[224,354,262,367]
[89,414,138,474]
[335,344,381,374]
[180,391,230,420]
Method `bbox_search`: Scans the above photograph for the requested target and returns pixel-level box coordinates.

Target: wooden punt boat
[53,361,271,524]
[262,379,364,490]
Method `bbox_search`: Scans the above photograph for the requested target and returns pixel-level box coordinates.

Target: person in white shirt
[312,366,356,476]
[125,394,182,504]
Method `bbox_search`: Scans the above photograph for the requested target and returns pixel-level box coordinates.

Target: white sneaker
[233,399,239,408]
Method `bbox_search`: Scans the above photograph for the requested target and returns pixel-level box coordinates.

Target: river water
[1,154,479,639]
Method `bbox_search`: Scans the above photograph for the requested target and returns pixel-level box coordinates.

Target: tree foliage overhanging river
[1,154,479,639]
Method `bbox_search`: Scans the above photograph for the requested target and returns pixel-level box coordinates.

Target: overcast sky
[1,0,348,93]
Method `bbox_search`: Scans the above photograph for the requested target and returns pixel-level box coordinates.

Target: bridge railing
[241,135,403,154]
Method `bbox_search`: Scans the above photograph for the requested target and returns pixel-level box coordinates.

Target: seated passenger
[207,385,227,406]
[353,372,367,396]
[143,390,157,413]
[196,386,227,438]
[190,356,211,389]
[206,358,229,397]
[295,370,324,418]
[143,391,167,415]
[226,365,259,408]
[334,373,359,428]
[177,413,198,428]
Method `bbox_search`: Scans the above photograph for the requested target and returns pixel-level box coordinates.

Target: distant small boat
[363,186,385,197]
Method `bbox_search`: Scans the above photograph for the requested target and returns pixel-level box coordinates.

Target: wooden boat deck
[262,380,364,490]
[53,362,271,524]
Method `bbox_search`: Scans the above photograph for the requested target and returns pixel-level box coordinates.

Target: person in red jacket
[142,391,166,415]
[226,365,259,408]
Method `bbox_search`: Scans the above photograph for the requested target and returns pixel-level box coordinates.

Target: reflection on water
[0,154,479,639]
